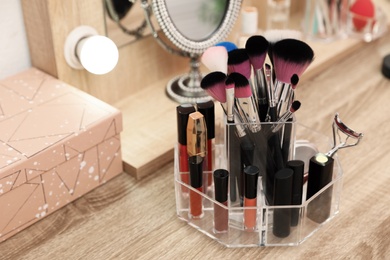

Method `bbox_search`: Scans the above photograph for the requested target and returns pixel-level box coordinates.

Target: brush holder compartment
[174,121,343,247]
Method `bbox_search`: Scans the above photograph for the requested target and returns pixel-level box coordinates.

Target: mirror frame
[152,0,242,55]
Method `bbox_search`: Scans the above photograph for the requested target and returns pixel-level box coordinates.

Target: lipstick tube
[273,168,293,238]
[243,165,259,231]
[197,100,215,187]
[213,169,229,233]
[287,160,304,227]
[306,153,334,223]
[176,104,196,192]
[189,155,204,219]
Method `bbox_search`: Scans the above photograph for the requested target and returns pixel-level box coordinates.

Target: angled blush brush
[245,35,270,122]
[201,46,228,74]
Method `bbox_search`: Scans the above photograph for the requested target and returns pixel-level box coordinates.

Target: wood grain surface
[1,28,390,259]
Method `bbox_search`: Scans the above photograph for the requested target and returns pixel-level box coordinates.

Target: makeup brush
[287,74,299,110]
[272,39,314,117]
[272,39,314,82]
[263,29,303,64]
[201,46,228,74]
[273,100,301,132]
[200,71,227,107]
[216,41,238,52]
[280,100,301,165]
[224,74,236,123]
[265,63,277,122]
[227,49,252,79]
[228,49,256,112]
[245,35,269,122]
[230,72,261,133]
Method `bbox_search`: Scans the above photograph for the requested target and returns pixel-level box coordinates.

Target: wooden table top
[1,30,390,260]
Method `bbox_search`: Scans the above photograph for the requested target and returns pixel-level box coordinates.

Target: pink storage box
[0,68,123,241]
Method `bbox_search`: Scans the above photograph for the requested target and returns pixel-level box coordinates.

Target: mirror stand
[141,0,211,103]
[166,57,211,103]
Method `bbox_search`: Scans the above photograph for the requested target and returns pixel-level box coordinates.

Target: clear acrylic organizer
[174,121,343,247]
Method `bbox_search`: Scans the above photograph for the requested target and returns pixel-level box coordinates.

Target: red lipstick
[176,104,196,192]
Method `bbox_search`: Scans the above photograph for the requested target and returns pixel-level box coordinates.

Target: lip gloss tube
[243,165,259,231]
[197,100,215,187]
[213,169,229,233]
[189,155,204,219]
[306,153,334,223]
[187,111,207,219]
[176,104,196,192]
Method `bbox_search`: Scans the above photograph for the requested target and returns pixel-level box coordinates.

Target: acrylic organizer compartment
[174,121,343,247]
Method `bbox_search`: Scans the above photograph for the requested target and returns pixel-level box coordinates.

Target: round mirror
[142,0,242,103]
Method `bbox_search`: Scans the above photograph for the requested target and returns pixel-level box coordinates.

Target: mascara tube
[213,169,229,233]
[244,165,259,231]
[306,153,334,223]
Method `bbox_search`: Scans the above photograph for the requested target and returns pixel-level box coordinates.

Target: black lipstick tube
[273,168,293,238]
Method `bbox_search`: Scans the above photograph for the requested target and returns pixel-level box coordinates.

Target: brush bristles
[225,75,235,89]
[291,74,299,89]
[290,100,301,112]
[201,46,228,74]
[245,35,269,70]
[200,72,227,103]
[228,49,250,64]
[273,39,314,64]
[264,29,303,45]
[272,39,314,82]
[227,72,252,98]
[228,49,251,79]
